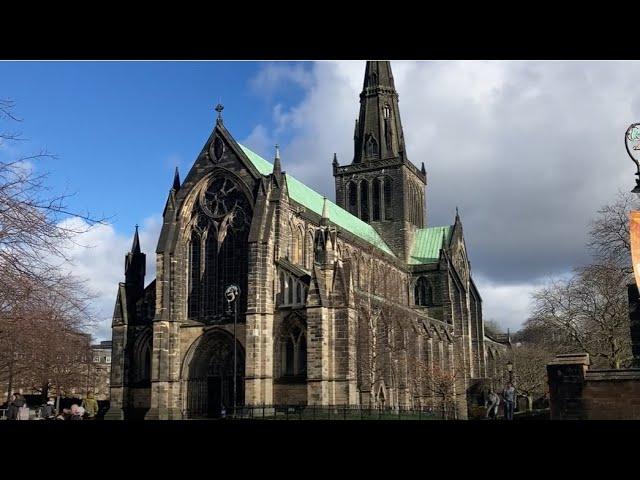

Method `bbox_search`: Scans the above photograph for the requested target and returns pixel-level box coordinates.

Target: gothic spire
[172,166,181,191]
[353,60,407,164]
[321,196,330,225]
[273,144,282,175]
[131,225,141,254]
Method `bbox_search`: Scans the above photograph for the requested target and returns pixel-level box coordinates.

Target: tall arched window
[365,135,378,157]
[280,317,307,378]
[372,178,381,221]
[347,181,357,216]
[384,177,392,220]
[305,230,314,269]
[292,226,303,265]
[188,230,202,320]
[279,271,286,305]
[360,180,369,222]
[287,275,294,305]
[415,276,433,307]
[187,175,251,322]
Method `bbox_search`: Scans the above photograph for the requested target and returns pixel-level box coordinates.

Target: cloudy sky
[2,60,638,340]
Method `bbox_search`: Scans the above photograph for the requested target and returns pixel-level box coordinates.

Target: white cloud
[249,62,315,100]
[246,60,640,331]
[56,215,162,341]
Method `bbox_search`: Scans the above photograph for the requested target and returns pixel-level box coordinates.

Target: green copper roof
[408,226,452,265]
[239,144,395,256]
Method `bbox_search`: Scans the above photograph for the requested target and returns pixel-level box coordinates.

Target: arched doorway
[185,330,245,418]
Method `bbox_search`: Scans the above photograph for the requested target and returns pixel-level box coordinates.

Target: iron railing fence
[215,405,446,420]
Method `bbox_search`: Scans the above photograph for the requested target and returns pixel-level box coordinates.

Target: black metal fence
[219,405,445,420]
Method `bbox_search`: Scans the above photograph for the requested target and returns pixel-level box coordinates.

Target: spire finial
[215,102,224,123]
[321,196,330,224]
[273,144,282,176]
[332,153,339,167]
[131,225,141,254]
[421,161,426,175]
[172,166,181,191]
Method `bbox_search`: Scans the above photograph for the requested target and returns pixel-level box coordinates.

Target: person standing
[81,392,99,420]
[502,383,516,420]
[9,393,27,420]
[6,394,18,420]
[41,398,57,420]
[485,389,500,420]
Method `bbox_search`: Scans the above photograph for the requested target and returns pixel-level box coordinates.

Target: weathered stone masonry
[107,61,509,420]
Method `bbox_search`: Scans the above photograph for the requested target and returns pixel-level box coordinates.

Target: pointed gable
[408,226,452,265]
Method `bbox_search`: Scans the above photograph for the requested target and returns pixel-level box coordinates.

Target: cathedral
[107,61,510,420]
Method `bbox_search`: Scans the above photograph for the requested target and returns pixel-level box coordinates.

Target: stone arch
[359,179,370,221]
[365,134,379,157]
[132,328,152,385]
[383,176,393,220]
[276,314,308,379]
[414,276,433,307]
[182,328,245,418]
[372,177,381,221]
[304,229,314,269]
[182,170,253,323]
[347,180,358,216]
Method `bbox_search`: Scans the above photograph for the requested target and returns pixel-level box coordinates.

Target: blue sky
[2,60,638,340]
[0,61,308,233]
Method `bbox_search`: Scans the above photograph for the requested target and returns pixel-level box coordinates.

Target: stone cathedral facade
[107,61,509,420]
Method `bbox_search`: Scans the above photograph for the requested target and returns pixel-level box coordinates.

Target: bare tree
[587,191,639,273]
[415,362,458,419]
[511,343,554,410]
[484,319,504,337]
[0,99,103,403]
[529,262,632,369]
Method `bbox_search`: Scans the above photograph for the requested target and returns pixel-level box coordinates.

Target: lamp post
[225,284,240,417]
[625,123,640,199]
[625,124,640,367]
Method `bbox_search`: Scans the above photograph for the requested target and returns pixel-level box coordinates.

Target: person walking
[81,392,99,420]
[502,383,516,420]
[485,388,500,420]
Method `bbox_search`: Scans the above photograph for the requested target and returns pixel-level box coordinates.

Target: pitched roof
[408,226,452,265]
[239,144,394,256]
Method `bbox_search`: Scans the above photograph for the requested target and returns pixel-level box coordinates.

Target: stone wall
[547,353,640,420]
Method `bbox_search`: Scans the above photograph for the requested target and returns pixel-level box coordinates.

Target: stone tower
[124,226,146,320]
[333,60,427,262]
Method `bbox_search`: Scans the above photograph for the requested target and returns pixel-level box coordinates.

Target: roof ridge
[238,144,395,256]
